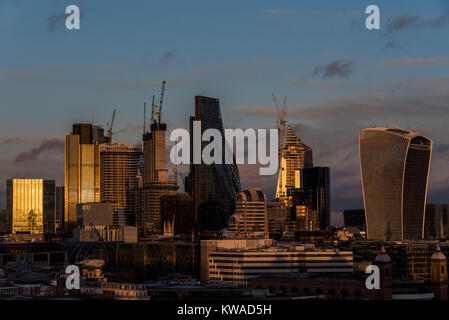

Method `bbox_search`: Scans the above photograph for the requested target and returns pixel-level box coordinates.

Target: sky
[1,0,449,224]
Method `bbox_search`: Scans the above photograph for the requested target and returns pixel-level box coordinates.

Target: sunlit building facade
[6,179,55,234]
[359,127,433,240]
[276,126,313,202]
[228,188,268,238]
[65,123,100,235]
[139,122,178,237]
[100,143,143,226]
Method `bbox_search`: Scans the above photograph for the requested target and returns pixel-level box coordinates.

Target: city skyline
[2,1,449,224]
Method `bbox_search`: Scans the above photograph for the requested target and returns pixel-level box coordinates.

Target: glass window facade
[6,179,55,234]
[359,128,432,240]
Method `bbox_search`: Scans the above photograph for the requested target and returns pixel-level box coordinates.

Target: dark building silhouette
[187,96,241,237]
[343,209,366,231]
[359,127,432,240]
[289,167,330,230]
[162,191,194,237]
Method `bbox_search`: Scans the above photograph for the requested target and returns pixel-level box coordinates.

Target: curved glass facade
[359,128,432,240]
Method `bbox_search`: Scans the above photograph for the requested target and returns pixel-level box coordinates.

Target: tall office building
[228,188,268,239]
[65,123,100,235]
[6,179,55,234]
[55,186,64,234]
[359,127,433,240]
[187,96,241,236]
[139,121,178,237]
[276,125,313,202]
[100,143,143,226]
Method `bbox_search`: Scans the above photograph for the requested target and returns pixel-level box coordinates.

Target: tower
[139,82,178,238]
[100,144,143,226]
[65,123,100,235]
[373,245,392,300]
[276,125,313,203]
[359,127,433,240]
[187,96,241,237]
[430,244,448,300]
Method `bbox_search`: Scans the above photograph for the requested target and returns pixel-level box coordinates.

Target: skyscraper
[65,123,100,235]
[187,96,241,236]
[6,179,55,234]
[139,121,178,237]
[100,143,143,226]
[359,127,433,240]
[276,125,313,202]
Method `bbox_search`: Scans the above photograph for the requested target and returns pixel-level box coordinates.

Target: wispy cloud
[0,137,22,145]
[380,41,402,52]
[13,139,64,163]
[387,9,449,33]
[160,51,175,64]
[313,59,353,79]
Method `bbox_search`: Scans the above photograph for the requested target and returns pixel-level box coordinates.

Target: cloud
[387,9,449,33]
[233,76,449,214]
[160,51,175,64]
[0,137,22,145]
[47,14,67,31]
[313,60,353,79]
[13,139,64,163]
[382,57,449,68]
[380,41,401,52]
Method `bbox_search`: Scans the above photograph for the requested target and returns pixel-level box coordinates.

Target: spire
[431,243,446,261]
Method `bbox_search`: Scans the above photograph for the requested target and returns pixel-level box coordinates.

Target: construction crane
[150,94,155,124]
[272,94,288,159]
[106,109,116,143]
[155,81,166,124]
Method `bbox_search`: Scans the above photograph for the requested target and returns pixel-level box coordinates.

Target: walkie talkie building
[359,127,432,241]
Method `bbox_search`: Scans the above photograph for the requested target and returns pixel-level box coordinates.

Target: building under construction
[138,81,178,238]
[100,143,143,226]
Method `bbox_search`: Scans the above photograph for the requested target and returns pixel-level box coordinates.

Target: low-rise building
[201,239,353,287]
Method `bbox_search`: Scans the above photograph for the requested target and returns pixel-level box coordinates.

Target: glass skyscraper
[65,123,100,235]
[6,179,55,234]
[359,127,433,240]
[187,96,241,236]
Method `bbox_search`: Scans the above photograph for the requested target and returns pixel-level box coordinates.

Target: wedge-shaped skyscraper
[359,127,432,240]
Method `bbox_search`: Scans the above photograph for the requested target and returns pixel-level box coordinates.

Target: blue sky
[2,0,449,223]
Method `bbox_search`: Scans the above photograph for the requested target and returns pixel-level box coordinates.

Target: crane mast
[106,108,116,143]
